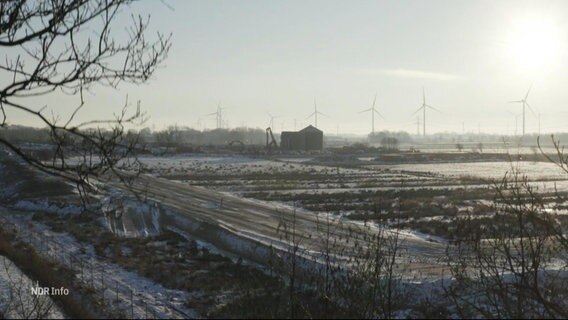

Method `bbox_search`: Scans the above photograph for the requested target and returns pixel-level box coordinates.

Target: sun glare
[506,15,561,71]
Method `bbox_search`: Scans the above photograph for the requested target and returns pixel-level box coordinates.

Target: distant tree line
[0,125,268,148]
[4,124,568,151]
[369,131,412,144]
[140,126,267,146]
[0,126,51,145]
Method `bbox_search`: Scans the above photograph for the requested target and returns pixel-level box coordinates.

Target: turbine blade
[509,100,523,103]
[376,110,385,120]
[426,104,440,112]
[360,108,373,113]
[525,102,536,116]
[411,106,423,117]
[422,87,426,105]
[372,93,377,108]
[525,84,532,100]
[305,112,315,120]
[318,111,329,117]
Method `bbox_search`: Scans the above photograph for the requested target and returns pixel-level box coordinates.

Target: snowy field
[138,155,568,183]
[368,161,568,182]
[130,154,568,243]
[403,145,561,154]
[137,155,366,176]
[137,155,446,188]
[0,210,199,319]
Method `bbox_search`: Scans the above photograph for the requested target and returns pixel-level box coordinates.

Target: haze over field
[4,0,568,135]
[4,1,568,318]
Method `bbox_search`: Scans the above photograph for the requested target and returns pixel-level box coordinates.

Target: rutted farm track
[108,173,449,275]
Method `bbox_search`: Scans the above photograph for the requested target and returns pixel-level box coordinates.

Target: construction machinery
[266,127,278,149]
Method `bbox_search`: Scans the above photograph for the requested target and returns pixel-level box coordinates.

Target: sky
[5,0,568,135]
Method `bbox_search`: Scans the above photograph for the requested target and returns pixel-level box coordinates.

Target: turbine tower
[415,117,420,136]
[306,97,327,128]
[412,87,439,136]
[359,93,385,135]
[509,85,535,136]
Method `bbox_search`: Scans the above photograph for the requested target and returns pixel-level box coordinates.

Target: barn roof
[299,125,322,133]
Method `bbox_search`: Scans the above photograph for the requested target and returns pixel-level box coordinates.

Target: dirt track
[109,174,448,276]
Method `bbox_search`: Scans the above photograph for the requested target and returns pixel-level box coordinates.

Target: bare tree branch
[0,0,171,204]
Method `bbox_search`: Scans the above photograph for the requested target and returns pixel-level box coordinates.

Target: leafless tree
[381,136,399,152]
[275,203,409,318]
[0,256,57,319]
[445,160,568,318]
[0,1,171,202]
[331,224,406,319]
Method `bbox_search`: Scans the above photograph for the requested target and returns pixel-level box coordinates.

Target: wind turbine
[412,87,439,136]
[509,85,535,136]
[267,112,280,128]
[306,97,327,128]
[359,93,385,135]
[205,103,225,129]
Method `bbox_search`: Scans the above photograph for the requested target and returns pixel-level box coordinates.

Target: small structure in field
[281,125,323,151]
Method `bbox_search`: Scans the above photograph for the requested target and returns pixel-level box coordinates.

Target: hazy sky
[7,0,568,135]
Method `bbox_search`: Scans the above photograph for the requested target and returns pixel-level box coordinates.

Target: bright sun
[506,15,561,71]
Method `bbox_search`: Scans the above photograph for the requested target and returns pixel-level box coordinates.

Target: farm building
[281,125,323,151]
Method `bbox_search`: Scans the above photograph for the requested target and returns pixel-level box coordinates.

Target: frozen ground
[0,256,65,319]
[368,161,568,182]
[137,155,368,176]
[0,209,199,319]
[130,154,568,245]
[405,145,560,154]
